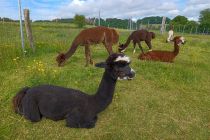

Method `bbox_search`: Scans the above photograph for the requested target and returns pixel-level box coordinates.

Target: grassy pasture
[0,22,210,139]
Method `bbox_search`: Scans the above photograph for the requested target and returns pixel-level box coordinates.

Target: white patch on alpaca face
[180,36,185,43]
[117,76,133,80]
[114,56,130,63]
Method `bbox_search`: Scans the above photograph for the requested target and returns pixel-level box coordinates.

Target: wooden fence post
[24,9,35,52]
[202,28,205,35]
[190,27,192,34]
[195,26,198,34]
[182,25,186,34]
[160,16,166,34]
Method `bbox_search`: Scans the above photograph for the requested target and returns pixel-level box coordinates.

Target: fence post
[182,25,186,34]
[178,25,180,32]
[137,23,138,30]
[24,9,35,52]
[160,16,166,34]
[18,0,25,55]
[98,10,100,26]
[202,28,205,35]
[195,26,198,34]
[190,27,193,34]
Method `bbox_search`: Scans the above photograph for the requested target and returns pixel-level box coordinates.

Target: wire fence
[1,15,210,59]
[128,23,210,35]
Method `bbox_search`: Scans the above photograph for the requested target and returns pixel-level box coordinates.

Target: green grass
[0,22,210,139]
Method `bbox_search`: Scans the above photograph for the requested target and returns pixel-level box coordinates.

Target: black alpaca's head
[95,53,135,80]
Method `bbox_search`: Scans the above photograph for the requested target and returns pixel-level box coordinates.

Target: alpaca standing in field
[139,36,185,63]
[166,25,174,43]
[13,53,135,128]
[56,26,119,66]
[118,29,155,54]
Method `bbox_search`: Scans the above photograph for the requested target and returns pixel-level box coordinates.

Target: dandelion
[13,58,17,61]
[53,70,57,73]
[16,57,19,59]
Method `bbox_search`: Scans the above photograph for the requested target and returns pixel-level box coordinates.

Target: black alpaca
[12,53,135,128]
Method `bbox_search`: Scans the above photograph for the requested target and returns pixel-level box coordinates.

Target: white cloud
[56,0,180,19]
[157,2,177,11]
[168,10,180,15]
[182,1,210,20]
[188,0,210,5]
[0,0,210,21]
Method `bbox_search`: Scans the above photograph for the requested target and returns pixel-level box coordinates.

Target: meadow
[0,22,210,139]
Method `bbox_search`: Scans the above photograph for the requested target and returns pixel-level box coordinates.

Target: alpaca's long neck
[64,40,79,59]
[94,70,117,113]
[173,43,180,56]
[123,36,132,49]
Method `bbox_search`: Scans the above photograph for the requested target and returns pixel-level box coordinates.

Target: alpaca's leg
[133,42,137,54]
[22,97,41,122]
[66,113,81,128]
[82,116,97,128]
[85,45,90,67]
[87,46,94,65]
[137,42,144,54]
[104,43,113,55]
[66,111,97,128]
[145,41,152,50]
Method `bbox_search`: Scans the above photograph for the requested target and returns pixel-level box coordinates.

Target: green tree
[74,14,86,28]
[186,20,199,28]
[199,8,210,28]
[171,15,188,25]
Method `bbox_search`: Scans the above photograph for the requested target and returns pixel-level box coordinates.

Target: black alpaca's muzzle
[118,68,135,80]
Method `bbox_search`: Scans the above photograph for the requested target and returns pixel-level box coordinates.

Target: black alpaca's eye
[116,61,129,67]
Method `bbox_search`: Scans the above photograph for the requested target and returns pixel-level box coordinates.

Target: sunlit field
[0,22,210,139]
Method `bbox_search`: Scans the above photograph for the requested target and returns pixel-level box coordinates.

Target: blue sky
[0,0,210,21]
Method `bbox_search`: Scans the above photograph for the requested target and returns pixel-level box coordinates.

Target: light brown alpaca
[139,36,185,63]
[56,26,119,66]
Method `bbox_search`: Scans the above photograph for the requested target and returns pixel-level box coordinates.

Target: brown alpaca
[139,36,185,63]
[118,29,155,54]
[56,26,119,66]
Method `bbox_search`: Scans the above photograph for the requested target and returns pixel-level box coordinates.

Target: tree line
[1,8,210,33]
[69,8,210,34]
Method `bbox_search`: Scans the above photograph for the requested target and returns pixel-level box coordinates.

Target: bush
[73,14,86,28]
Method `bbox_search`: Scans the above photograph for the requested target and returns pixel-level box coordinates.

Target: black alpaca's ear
[95,62,107,68]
